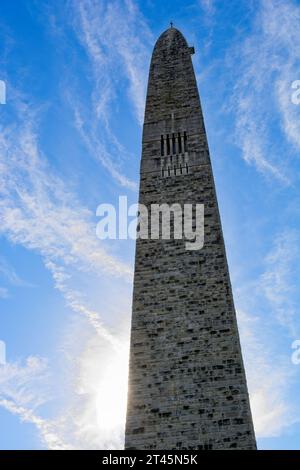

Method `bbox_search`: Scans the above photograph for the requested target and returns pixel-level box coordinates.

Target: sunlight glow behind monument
[96,343,129,439]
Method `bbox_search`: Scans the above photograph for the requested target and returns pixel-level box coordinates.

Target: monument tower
[125,26,256,450]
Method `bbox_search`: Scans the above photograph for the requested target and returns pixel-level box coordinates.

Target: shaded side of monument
[125,27,256,450]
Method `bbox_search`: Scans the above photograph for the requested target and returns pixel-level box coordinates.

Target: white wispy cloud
[0,255,32,287]
[236,229,300,338]
[238,310,298,438]
[51,328,129,449]
[0,100,131,280]
[0,329,129,449]
[259,230,300,337]
[71,105,138,191]
[235,228,300,439]
[0,356,49,410]
[45,260,122,349]
[0,7,152,448]
[0,86,133,448]
[72,0,152,125]
[0,398,70,449]
[0,356,71,449]
[199,0,215,16]
[228,0,300,182]
[51,0,153,192]
[0,287,9,299]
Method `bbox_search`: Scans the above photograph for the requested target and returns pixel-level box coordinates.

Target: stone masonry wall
[125,27,256,450]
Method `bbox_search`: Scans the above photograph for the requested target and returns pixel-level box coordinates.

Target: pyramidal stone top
[143,26,201,150]
[154,27,189,51]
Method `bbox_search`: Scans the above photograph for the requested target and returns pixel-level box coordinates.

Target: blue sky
[0,0,300,450]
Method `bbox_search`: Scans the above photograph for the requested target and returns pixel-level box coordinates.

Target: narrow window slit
[166,134,170,155]
[172,133,176,154]
[178,132,182,154]
[184,131,188,153]
[161,135,164,156]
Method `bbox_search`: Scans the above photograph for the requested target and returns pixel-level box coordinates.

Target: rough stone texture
[125,27,256,450]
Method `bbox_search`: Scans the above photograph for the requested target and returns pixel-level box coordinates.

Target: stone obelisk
[125,26,256,450]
